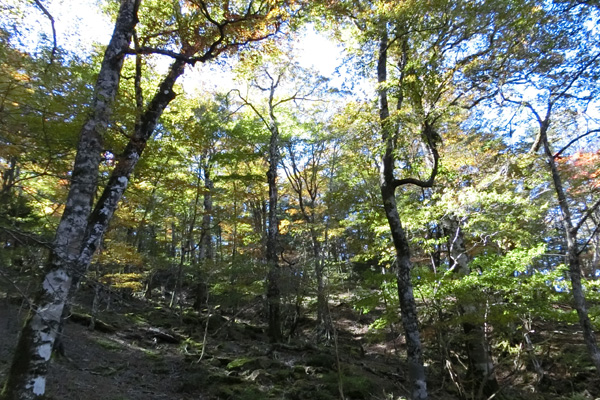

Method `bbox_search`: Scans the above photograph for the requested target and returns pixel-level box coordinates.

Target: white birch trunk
[1,2,139,399]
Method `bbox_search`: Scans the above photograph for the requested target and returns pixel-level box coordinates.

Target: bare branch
[577,222,600,256]
[32,0,57,64]
[554,128,600,159]
[230,88,271,131]
[574,197,600,234]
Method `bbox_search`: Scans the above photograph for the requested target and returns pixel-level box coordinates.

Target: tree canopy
[1,1,600,399]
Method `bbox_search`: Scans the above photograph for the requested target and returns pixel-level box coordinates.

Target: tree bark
[2,54,184,400]
[1,2,140,398]
[199,160,214,261]
[75,59,186,279]
[194,159,213,309]
[377,30,428,400]
[266,112,282,342]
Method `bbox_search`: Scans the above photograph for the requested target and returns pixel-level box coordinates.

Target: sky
[0,0,344,95]
[0,0,112,57]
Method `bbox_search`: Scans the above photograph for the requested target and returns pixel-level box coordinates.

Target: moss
[226,357,255,370]
[212,384,266,400]
[272,367,294,381]
[285,380,337,400]
[124,312,147,326]
[94,337,122,351]
[179,337,204,355]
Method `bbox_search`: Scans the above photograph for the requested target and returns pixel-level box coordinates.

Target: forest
[0,0,599,399]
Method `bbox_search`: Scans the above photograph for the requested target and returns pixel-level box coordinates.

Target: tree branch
[392,123,440,189]
[577,222,600,256]
[32,0,57,64]
[574,197,600,234]
[554,128,600,159]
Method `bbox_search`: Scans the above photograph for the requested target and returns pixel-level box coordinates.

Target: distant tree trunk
[135,161,168,254]
[266,113,282,342]
[199,159,214,261]
[238,73,285,342]
[250,198,267,249]
[443,217,498,397]
[377,30,428,400]
[0,156,18,195]
[284,142,330,335]
[312,231,329,332]
[172,164,204,309]
[194,159,213,309]
[1,1,140,398]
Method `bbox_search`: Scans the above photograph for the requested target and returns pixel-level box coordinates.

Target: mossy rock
[209,356,233,367]
[242,368,273,385]
[212,372,244,385]
[227,357,256,370]
[271,367,295,382]
[226,356,274,371]
[178,369,244,393]
[93,337,123,351]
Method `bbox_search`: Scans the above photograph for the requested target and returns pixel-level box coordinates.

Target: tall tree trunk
[284,141,330,334]
[194,160,213,309]
[1,55,185,400]
[377,30,428,400]
[540,126,600,372]
[381,184,428,400]
[199,160,213,261]
[444,217,498,397]
[312,231,330,333]
[266,121,282,342]
[1,2,140,398]
[75,59,186,280]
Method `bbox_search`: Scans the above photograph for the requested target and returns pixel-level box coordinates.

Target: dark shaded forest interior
[1,0,600,399]
[2,272,600,400]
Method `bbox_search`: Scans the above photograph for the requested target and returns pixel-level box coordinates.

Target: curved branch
[392,124,440,189]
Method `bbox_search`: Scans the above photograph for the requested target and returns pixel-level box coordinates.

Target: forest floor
[1,279,600,400]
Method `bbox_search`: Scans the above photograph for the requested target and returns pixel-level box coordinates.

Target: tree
[2,2,140,397]
[234,53,327,341]
[283,133,333,335]
[494,0,600,372]
[327,0,549,396]
[2,0,296,397]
